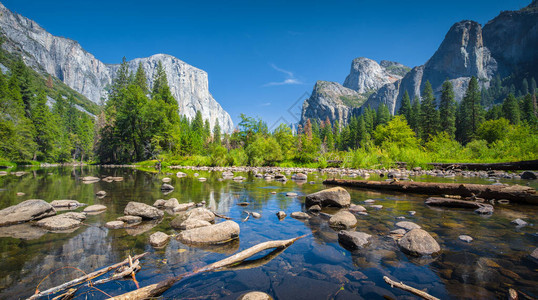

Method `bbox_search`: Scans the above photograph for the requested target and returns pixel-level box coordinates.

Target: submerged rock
[338,230,372,250]
[329,211,357,229]
[149,231,170,248]
[521,171,537,180]
[177,220,240,244]
[124,201,164,219]
[305,187,351,208]
[398,228,441,256]
[0,199,56,226]
[0,223,47,240]
[251,212,262,218]
[349,204,366,213]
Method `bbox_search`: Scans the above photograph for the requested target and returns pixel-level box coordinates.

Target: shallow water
[0,167,537,299]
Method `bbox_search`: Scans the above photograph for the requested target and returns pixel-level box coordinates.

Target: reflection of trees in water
[0,226,114,299]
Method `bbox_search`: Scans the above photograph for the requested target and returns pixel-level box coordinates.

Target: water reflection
[0,166,536,299]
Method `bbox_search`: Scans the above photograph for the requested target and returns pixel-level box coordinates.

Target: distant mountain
[0,2,233,132]
[302,0,538,124]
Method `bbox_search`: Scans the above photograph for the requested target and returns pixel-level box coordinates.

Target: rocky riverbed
[0,166,536,299]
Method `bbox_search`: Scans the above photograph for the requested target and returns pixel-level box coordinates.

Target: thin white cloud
[264,63,303,87]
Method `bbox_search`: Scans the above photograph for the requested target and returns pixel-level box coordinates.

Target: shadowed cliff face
[0,3,233,132]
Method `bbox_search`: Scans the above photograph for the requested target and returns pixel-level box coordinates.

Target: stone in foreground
[36,213,84,231]
[398,228,441,256]
[237,291,272,300]
[290,212,310,220]
[149,231,170,248]
[124,201,164,219]
[338,230,372,250]
[329,211,357,229]
[305,187,350,208]
[0,199,56,226]
[105,221,125,229]
[173,218,211,230]
[177,220,240,245]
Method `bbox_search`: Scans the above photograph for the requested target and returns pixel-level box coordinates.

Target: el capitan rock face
[0,2,233,132]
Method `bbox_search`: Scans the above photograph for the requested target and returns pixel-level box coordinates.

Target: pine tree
[409,96,422,138]
[502,94,520,125]
[134,62,148,94]
[398,90,412,122]
[376,104,391,127]
[521,93,537,125]
[420,81,439,140]
[522,78,529,95]
[457,76,484,144]
[531,77,537,94]
[439,80,457,138]
[213,119,221,144]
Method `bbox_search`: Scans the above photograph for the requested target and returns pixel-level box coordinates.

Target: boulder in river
[183,207,215,223]
[174,202,196,212]
[50,200,83,208]
[305,187,351,208]
[36,213,84,231]
[237,291,272,300]
[308,205,321,212]
[173,218,211,230]
[0,199,56,226]
[521,171,537,180]
[291,212,310,220]
[398,228,441,256]
[177,220,240,244]
[124,202,164,219]
[105,221,125,229]
[117,215,142,224]
[459,235,473,243]
[294,173,308,181]
[164,198,180,209]
[149,231,170,248]
[329,211,357,229]
[511,218,528,227]
[395,221,421,231]
[338,230,372,250]
[349,204,366,213]
[83,204,107,214]
[276,211,287,220]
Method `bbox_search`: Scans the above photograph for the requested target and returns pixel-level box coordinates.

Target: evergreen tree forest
[1,45,537,169]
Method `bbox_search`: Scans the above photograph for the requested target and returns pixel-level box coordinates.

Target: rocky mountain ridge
[0,2,233,132]
[302,1,538,123]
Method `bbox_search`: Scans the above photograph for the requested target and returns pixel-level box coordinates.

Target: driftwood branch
[28,253,148,300]
[211,211,232,220]
[108,235,306,300]
[383,276,439,300]
[242,211,250,222]
[323,179,538,205]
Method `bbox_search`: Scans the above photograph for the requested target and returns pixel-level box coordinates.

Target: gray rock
[105,221,124,229]
[398,228,441,256]
[174,202,196,212]
[163,198,180,209]
[124,201,164,219]
[295,173,308,180]
[349,204,366,213]
[117,215,142,224]
[329,211,357,229]
[308,205,321,212]
[162,177,172,183]
[390,228,407,235]
[531,248,538,261]
[251,212,261,218]
[183,207,215,223]
[149,231,170,248]
[364,199,375,204]
[177,220,240,244]
[50,200,83,208]
[285,192,297,197]
[153,199,167,208]
[291,212,311,220]
[237,291,272,300]
[174,218,211,230]
[475,205,494,214]
[36,214,84,231]
[305,187,351,208]
[83,204,107,213]
[81,176,100,183]
[338,230,372,250]
[371,205,383,209]
[276,211,287,220]
[95,190,106,197]
[459,235,473,243]
[0,199,56,226]
[343,57,405,93]
[0,223,47,240]
[395,221,421,231]
[176,172,187,177]
[521,171,537,180]
[511,218,528,226]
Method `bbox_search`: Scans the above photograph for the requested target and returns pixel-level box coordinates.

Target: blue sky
[2,0,531,129]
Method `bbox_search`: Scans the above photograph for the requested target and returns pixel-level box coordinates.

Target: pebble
[511,218,528,227]
[364,199,375,204]
[459,235,473,243]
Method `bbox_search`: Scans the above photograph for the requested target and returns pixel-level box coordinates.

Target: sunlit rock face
[0,2,233,132]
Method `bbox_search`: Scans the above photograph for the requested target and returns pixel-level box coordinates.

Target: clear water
[0,167,537,299]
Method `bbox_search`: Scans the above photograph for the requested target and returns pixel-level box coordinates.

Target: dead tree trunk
[428,159,538,171]
[323,179,538,205]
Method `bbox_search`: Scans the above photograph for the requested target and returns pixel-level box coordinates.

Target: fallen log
[28,252,148,300]
[107,235,305,300]
[425,197,494,214]
[428,159,538,171]
[383,276,440,300]
[322,179,538,205]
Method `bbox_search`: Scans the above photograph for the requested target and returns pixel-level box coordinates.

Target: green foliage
[439,80,456,138]
[373,116,418,148]
[339,94,365,107]
[501,94,520,124]
[420,81,439,141]
[456,76,484,144]
[477,118,510,144]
